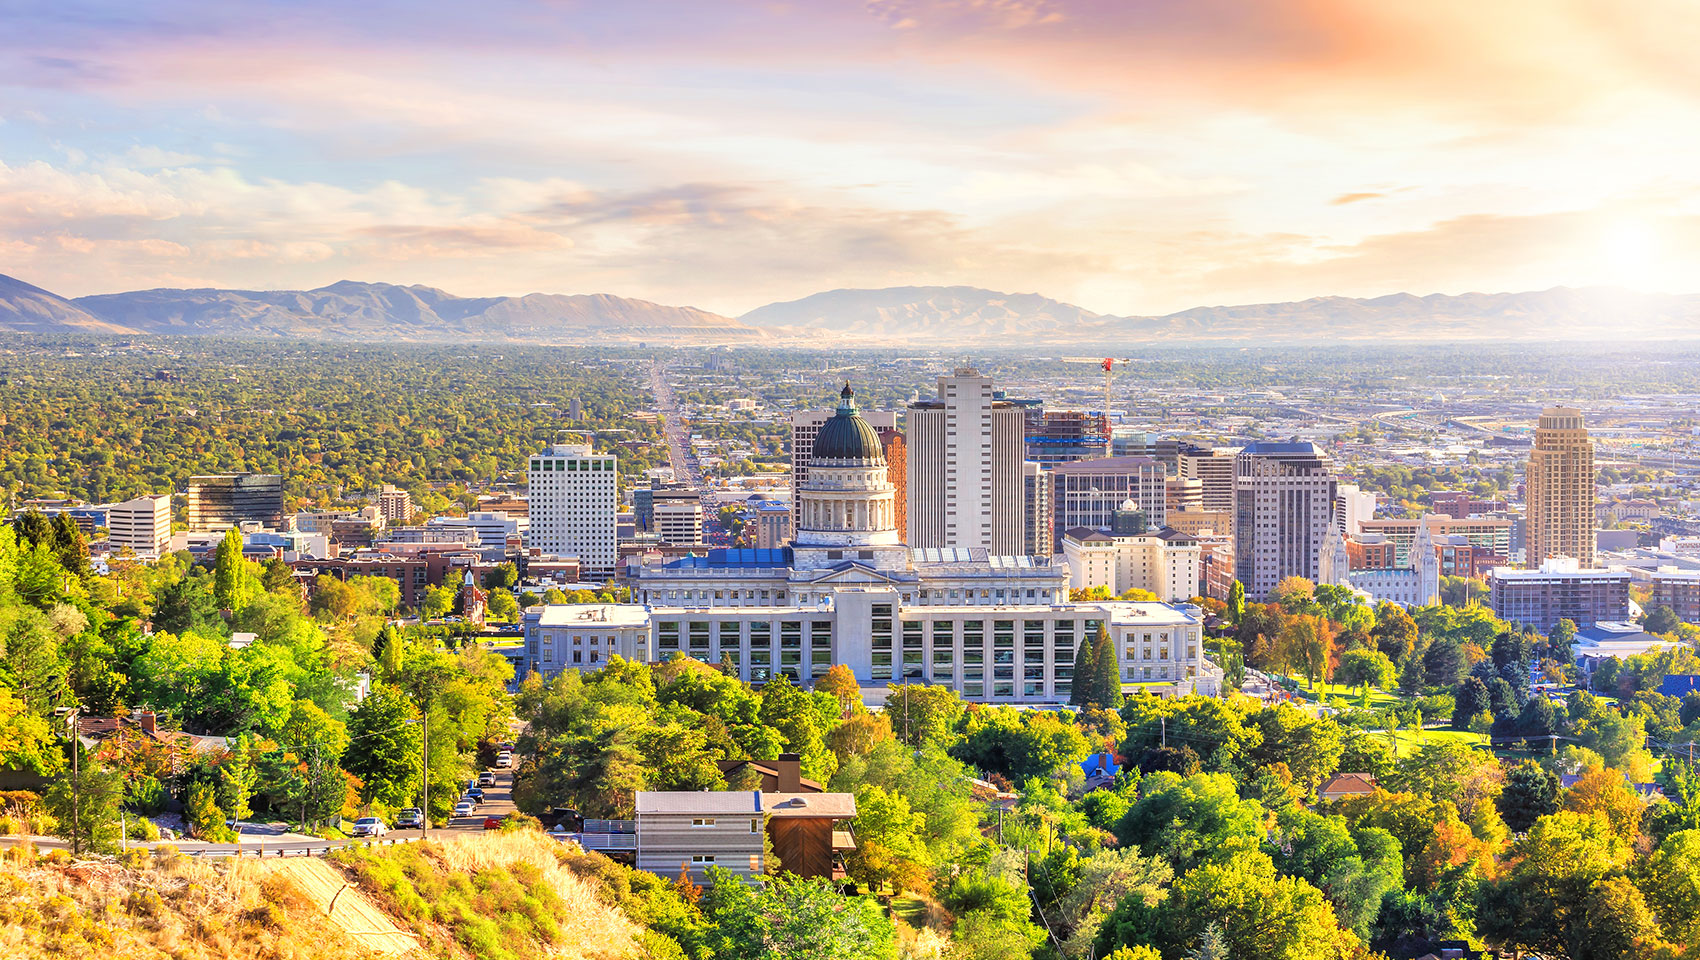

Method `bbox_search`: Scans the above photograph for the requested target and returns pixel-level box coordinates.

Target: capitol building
[525,385,1218,703]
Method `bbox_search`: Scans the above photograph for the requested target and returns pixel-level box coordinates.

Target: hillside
[8,270,1699,343]
[0,274,140,335]
[739,285,1113,340]
[0,834,641,960]
[65,280,756,343]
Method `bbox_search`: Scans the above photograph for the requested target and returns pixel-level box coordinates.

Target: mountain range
[4,272,1698,345]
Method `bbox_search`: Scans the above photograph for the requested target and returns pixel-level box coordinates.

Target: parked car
[453,800,475,817]
[478,771,496,787]
[350,817,389,837]
[465,787,485,804]
[394,808,424,829]
[482,816,503,831]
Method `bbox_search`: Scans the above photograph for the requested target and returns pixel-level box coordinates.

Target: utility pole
[420,709,429,840]
[1161,717,1166,749]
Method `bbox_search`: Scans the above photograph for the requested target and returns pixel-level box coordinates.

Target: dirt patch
[254,857,418,955]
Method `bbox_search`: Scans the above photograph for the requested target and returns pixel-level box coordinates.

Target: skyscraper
[1526,406,1596,567]
[528,442,618,578]
[1021,461,1053,557]
[905,368,1025,553]
[790,407,898,541]
[1234,442,1338,598]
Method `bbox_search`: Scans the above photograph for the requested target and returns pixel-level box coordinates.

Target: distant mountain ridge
[4,272,1698,344]
[1,276,755,342]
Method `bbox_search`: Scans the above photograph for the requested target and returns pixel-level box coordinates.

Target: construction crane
[1059,356,1137,425]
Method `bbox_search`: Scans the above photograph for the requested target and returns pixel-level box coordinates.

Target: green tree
[1226,580,1245,624]
[213,527,260,613]
[1642,829,1700,945]
[1089,623,1123,709]
[482,561,519,591]
[885,682,964,748]
[1244,705,1343,794]
[184,778,229,841]
[1115,772,1266,871]
[1498,761,1560,834]
[343,684,422,808]
[700,868,896,960]
[1335,649,1396,698]
[48,511,90,578]
[42,750,125,855]
[1643,605,1681,636]
[1071,633,1100,708]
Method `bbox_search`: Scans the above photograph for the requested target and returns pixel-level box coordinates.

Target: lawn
[889,894,927,925]
[1275,675,1407,710]
[1369,727,1490,758]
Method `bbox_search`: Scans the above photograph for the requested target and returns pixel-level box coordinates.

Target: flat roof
[533,604,652,628]
[765,793,856,818]
[636,791,761,815]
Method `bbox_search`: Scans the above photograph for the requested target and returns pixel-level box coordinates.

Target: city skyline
[5,1,1700,317]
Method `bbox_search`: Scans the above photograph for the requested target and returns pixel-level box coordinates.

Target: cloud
[1331,192,1384,205]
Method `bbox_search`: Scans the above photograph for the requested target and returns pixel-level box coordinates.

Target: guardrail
[573,833,637,851]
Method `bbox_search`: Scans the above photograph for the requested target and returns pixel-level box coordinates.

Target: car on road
[496,752,513,768]
[453,800,475,817]
[483,816,504,830]
[478,771,496,787]
[465,787,485,804]
[350,817,389,837]
[394,808,424,829]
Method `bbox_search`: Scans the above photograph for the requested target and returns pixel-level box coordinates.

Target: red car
[483,816,503,830]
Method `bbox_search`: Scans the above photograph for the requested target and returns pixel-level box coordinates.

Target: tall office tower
[187,474,284,532]
[906,368,1025,553]
[1178,445,1238,516]
[1234,442,1339,598]
[1166,477,1204,514]
[1021,461,1054,557]
[375,484,415,524]
[1526,406,1596,567]
[1024,410,1110,464]
[107,494,172,556]
[1048,457,1169,550]
[877,427,907,541]
[528,443,618,578]
[790,407,898,541]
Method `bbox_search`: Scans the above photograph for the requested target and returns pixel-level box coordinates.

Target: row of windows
[531,458,615,472]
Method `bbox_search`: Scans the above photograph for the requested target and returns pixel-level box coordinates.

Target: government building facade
[524,385,1218,703]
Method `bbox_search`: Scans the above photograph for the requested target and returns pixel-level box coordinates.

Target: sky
[3,0,1700,317]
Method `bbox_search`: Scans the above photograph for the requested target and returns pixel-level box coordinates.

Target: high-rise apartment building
[1526,406,1596,567]
[107,494,173,557]
[1048,457,1168,551]
[906,368,1025,554]
[528,443,618,578]
[1234,442,1338,598]
[1021,461,1053,557]
[187,474,284,532]
[790,406,898,541]
[376,484,415,524]
[876,427,907,542]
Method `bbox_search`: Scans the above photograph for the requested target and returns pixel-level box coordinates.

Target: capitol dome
[813,383,885,463]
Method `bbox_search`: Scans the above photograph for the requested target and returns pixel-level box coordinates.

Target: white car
[350,817,389,837]
[496,752,513,768]
[453,801,475,817]
[478,771,496,787]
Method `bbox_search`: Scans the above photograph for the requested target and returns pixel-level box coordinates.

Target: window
[751,818,761,833]
[691,855,716,864]
[691,818,716,827]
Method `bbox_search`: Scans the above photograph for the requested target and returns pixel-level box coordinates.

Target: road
[3,769,522,859]
[648,360,703,491]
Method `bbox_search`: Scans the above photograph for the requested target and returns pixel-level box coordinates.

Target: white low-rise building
[1061,518,1201,601]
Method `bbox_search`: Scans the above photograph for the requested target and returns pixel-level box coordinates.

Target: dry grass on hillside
[0,844,374,960]
[332,831,642,960]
